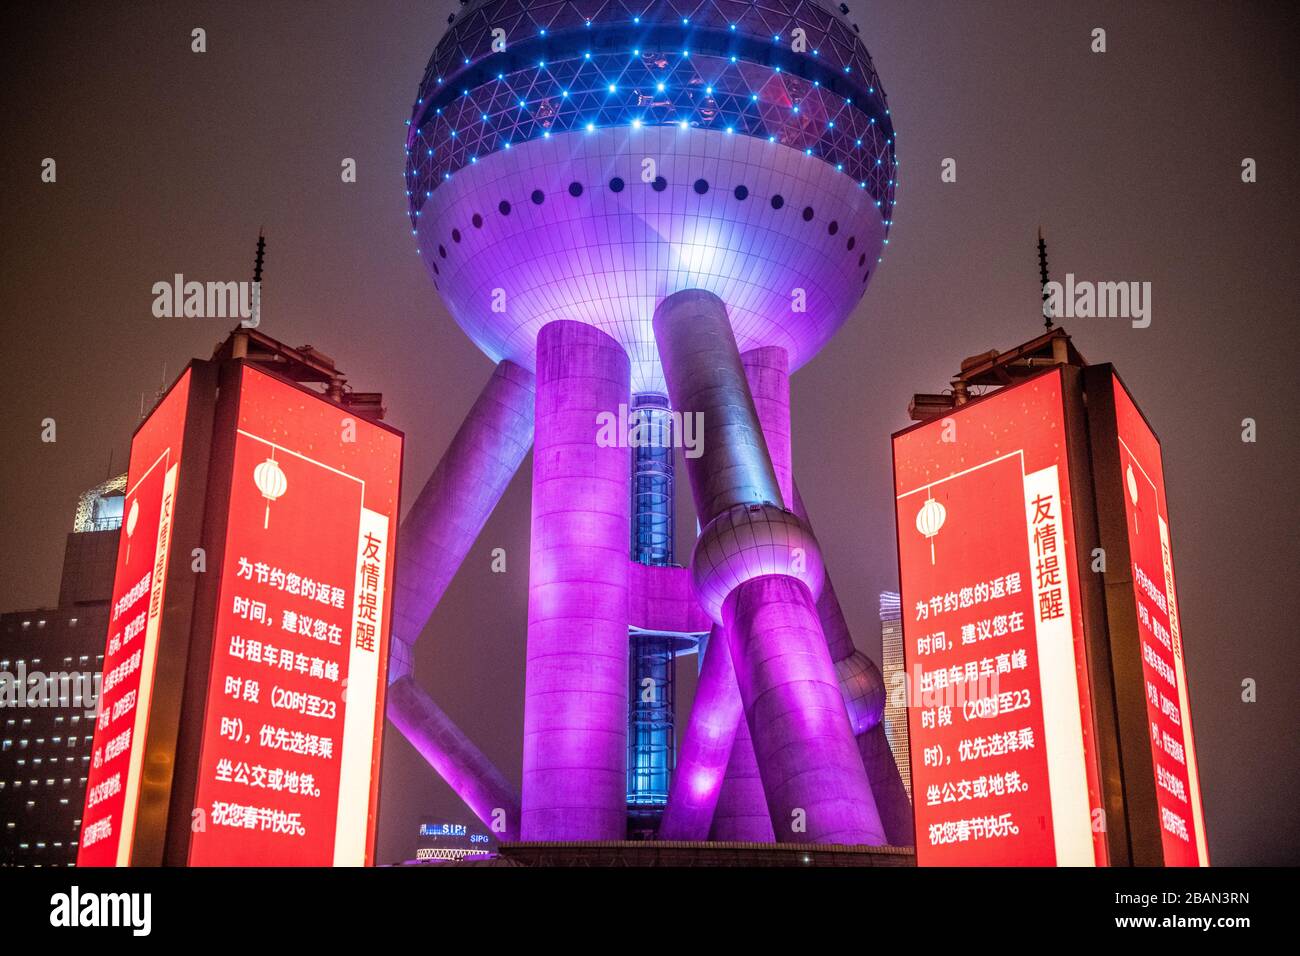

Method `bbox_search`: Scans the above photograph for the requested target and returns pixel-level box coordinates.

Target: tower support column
[653,289,884,845]
[521,320,631,840]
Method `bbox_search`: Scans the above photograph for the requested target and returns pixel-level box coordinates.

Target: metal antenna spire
[253,227,266,285]
[1038,225,1053,331]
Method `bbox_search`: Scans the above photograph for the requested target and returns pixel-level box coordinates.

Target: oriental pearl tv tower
[387,0,912,849]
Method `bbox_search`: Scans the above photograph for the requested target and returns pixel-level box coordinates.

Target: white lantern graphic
[915,494,947,566]
[253,454,288,530]
[1126,464,1139,534]
[124,498,139,561]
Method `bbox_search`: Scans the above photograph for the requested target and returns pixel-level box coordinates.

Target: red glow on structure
[1111,374,1209,866]
[77,369,192,867]
[893,369,1106,867]
[187,367,401,866]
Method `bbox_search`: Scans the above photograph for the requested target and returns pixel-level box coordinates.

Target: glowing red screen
[78,369,192,866]
[187,366,401,866]
[893,370,1105,866]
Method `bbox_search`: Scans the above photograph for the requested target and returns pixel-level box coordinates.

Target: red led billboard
[1109,374,1209,866]
[893,369,1105,866]
[187,366,402,865]
[78,369,192,866]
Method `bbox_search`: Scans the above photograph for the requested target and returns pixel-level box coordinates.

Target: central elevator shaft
[627,395,677,823]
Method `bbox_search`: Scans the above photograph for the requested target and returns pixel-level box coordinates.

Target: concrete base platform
[441,840,916,867]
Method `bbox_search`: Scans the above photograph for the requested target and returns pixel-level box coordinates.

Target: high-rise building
[386,0,913,847]
[879,591,911,802]
[0,481,120,866]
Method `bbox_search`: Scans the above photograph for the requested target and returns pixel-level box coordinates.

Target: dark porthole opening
[858,252,866,267]
[472,213,483,228]
[438,244,447,259]
[499,200,512,215]
[734,185,749,200]
[432,262,440,276]
[847,236,856,251]
[693,178,709,195]
[651,176,668,192]
[451,228,462,243]
[828,220,839,235]
[568,181,584,197]
[610,177,625,193]
[802,206,815,222]
[862,271,871,284]
[531,189,545,205]
[770,194,784,209]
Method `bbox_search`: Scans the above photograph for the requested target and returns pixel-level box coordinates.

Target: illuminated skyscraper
[0,482,119,866]
[387,0,911,845]
[879,591,911,802]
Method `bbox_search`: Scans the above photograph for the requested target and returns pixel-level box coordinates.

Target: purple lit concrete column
[658,625,741,840]
[722,575,882,844]
[859,721,914,846]
[792,482,913,845]
[741,346,793,505]
[389,360,535,682]
[710,719,775,842]
[520,320,630,841]
[707,346,794,843]
[654,289,884,845]
[387,676,520,840]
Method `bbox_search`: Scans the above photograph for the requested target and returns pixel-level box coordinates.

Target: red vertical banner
[78,370,192,866]
[892,369,1106,866]
[187,366,402,866]
[1110,375,1209,866]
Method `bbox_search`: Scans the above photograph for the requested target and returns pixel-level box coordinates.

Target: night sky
[2,1,1297,865]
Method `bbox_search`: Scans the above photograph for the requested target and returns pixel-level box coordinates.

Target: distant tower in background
[879,591,911,801]
[0,482,121,866]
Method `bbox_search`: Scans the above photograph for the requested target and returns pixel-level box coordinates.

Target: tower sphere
[405,0,897,394]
